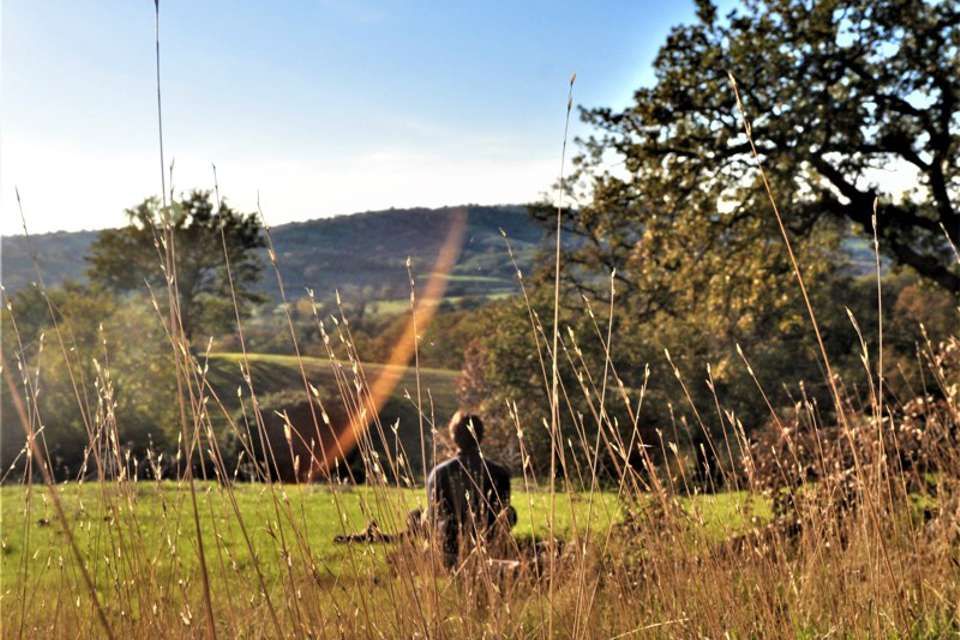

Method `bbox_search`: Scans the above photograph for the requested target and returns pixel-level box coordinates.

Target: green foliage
[1,286,178,478]
[86,190,265,341]
[455,297,549,472]
[474,0,960,481]
[469,228,956,482]
[568,0,959,293]
[345,305,492,371]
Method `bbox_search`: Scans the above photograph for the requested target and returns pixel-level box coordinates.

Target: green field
[0,480,768,594]
[368,291,514,316]
[0,481,623,605]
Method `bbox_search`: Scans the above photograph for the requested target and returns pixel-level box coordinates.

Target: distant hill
[261,205,546,301]
[1,205,547,302]
[1,230,100,293]
[2,206,890,307]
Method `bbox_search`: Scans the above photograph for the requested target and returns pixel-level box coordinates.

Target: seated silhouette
[426,412,514,567]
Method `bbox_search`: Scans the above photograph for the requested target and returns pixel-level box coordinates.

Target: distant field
[368,291,514,316]
[418,273,510,283]
[209,351,459,387]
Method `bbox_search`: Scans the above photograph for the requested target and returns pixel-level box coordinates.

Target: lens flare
[317,207,468,475]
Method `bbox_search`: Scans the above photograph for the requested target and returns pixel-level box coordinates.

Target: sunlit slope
[206,352,460,477]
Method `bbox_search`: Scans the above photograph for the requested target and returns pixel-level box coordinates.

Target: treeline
[456,0,960,484]
[4,0,959,487]
[1,204,545,302]
[2,206,956,485]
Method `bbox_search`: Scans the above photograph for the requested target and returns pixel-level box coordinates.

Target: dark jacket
[426,450,511,565]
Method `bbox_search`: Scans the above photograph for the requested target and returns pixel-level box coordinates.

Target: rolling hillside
[0,229,100,293]
[206,352,460,480]
[1,205,546,302]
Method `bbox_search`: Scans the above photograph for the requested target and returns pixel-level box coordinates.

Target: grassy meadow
[0,481,622,587]
[1,479,778,637]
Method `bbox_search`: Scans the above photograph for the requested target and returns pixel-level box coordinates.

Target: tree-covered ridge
[1,204,548,302]
[1,230,99,294]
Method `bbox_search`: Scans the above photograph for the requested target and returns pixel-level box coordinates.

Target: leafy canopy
[570,0,959,293]
[87,190,265,341]
[481,0,960,478]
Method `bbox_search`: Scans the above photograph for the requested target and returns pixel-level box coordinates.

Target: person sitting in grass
[426,412,515,568]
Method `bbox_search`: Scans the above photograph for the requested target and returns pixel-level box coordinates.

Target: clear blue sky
[2,1,727,235]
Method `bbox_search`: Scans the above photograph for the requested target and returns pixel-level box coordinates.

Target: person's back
[426,413,513,567]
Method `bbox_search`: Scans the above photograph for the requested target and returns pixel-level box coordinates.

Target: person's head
[448,411,484,454]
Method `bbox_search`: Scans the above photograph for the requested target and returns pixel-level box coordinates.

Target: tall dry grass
[1,5,959,638]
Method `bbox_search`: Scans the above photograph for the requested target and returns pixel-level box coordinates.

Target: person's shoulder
[484,458,511,480]
[429,457,459,478]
